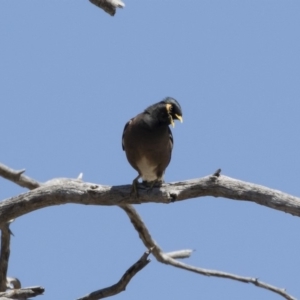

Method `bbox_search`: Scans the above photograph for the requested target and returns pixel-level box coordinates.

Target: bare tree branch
[0,286,44,299]
[0,163,40,190]
[118,204,162,255]
[0,221,13,292]
[89,0,125,16]
[77,249,151,300]
[160,255,295,300]
[164,249,194,259]
[0,162,298,299]
[120,204,296,300]
[1,174,300,226]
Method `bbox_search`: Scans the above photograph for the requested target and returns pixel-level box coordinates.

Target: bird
[122,97,183,197]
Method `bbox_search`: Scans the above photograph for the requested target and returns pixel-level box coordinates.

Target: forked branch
[0,162,298,300]
[119,204,296,300]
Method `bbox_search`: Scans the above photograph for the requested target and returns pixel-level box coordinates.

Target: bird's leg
[130,175,141,198]
[145,179,163,194]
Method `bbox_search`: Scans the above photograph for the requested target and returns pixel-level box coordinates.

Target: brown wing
[122,119,133,151]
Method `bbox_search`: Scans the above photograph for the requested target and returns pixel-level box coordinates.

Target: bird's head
[145,97,183,127]
[162,97,183,127]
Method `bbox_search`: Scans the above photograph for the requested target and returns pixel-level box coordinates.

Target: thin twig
[77,249,151,300]
[159,255,295,300]
[120,204,296,300]
[119,204,193,260]
[118,204,162,255]
[164,249,194,259]
[0,163,40,190]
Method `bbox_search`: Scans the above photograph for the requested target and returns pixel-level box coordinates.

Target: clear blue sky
[1,1,300,299]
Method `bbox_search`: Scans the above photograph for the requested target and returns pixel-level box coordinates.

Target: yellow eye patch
[166,103,172,113]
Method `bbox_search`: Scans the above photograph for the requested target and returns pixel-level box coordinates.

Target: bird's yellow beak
[170,114,183,128]
[175,114,183,123]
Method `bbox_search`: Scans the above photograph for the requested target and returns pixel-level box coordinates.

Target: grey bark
[0,286,44,299]
[89,0,125,16]
[1,174,300,226]
[0,163,298,300]
[0,223,11,291]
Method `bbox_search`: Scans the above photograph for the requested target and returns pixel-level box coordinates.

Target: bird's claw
[130,177,163,197]
[143,180,163,194]
[130,177,140,198]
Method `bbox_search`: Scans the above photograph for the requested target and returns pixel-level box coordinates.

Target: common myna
[122,97,183,196]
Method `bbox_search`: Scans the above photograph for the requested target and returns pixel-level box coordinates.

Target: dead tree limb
[77,249,151,300]
[0,286,44,299]
[120,204,295,300]
[0,221,12,291]
[1,174,300,226]
[0,163,40,190]
[0,162,298,300]
[89,0,125,16]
